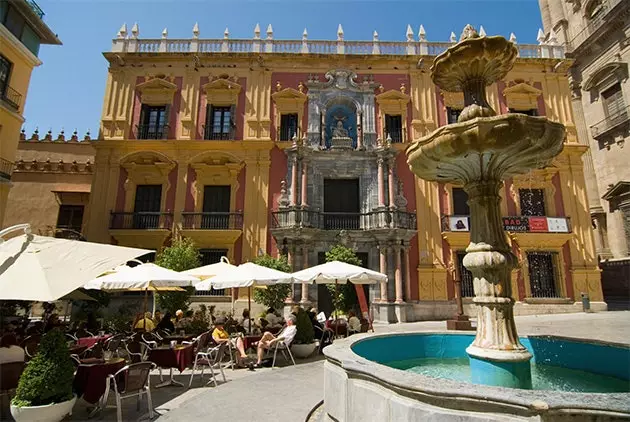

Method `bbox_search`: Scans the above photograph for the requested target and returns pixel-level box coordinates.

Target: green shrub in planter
[12,329,75,407]
[294,308,315,344]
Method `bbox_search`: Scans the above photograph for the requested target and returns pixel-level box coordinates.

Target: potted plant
[11,329,77,422]
[291,307,317,358]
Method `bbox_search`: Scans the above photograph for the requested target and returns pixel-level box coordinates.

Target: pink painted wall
[166,166,177,212]
[267,146,288,256]
[497,81,509,114]
[184,165,195,211]
[436,89,446,127]
[534,82,546,116]
[269,72,311,140]
[115,167,128,211]
[552,173,565,216]
[504,178,517,215]
[196,77,247,140]
[169,77,183,139]
[562,242,575,299]
[129,76,145,139]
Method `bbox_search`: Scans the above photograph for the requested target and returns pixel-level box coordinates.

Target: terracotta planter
[291,342,317,358]
[11,395,77,422]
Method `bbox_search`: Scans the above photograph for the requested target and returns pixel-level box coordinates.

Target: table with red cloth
[243,335,262,350]
[148,344,194,387]
[73,358,126,404]
[77,335,112,348]
[327,322,348,338]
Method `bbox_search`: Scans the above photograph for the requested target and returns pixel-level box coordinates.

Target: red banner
[528,217,549,232]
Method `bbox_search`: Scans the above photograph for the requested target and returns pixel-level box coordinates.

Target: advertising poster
[528,216,549,232]
[449,216,470,232]
[503,216,529,232]
[547,217,569,233]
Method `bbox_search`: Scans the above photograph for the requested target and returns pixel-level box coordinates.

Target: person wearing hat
[212,317,249,367]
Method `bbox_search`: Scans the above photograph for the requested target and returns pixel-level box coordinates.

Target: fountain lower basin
[323,332,630,421]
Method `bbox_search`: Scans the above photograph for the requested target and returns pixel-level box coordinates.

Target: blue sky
[24,0,543,134]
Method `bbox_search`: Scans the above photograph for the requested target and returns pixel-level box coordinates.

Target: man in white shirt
[254,315,297,368]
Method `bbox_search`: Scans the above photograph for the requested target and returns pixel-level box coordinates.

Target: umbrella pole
[143,288,148,331]
[248,287,252,335]
[335,279,339,338]
[152,291,156,318]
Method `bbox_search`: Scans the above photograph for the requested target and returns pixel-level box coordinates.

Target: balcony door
[139,105,168,139]
[133,185,162,229]
[519,188,546,216]
[324,179,360,230]
[202,185,231,229]
[206,105,233,140]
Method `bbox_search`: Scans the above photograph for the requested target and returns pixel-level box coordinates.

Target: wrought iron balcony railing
[0,157,14,181]
[181,212,243,230]
[203,126,236,140]
[136,124,169,140]
[1,85,22,112]
[25,0,45,19]
[590,106,630,139]
[271,209,417,231]
[109,212,173,230]
[441,215,572,233]
[384,127,404,143]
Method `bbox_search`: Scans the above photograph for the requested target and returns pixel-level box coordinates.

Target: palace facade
[84,23,604,322]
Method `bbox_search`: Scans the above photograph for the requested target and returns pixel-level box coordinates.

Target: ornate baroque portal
[306,69,379,150]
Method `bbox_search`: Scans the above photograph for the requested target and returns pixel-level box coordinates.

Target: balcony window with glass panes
[519,188,546,216]
[137,105,168,139]
[205,106,234,140]
[385,114,403,143]
[279,113,298,141]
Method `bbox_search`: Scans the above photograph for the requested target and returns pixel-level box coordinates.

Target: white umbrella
[183,256,236,284]
[204,262,295,334]
[0,224,152,302]
[207,262,294,289]
[84,263,199,322]
[84,263,199,290]
[291,260,387,284]
[292,261,387,322]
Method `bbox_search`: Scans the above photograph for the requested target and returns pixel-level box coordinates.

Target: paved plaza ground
[61,311,629,422]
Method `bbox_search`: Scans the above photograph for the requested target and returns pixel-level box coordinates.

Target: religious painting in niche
[325,104,356,148]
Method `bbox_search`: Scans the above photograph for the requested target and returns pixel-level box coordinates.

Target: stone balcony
[272,208,417,231]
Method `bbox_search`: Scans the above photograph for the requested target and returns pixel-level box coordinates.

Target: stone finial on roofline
[117,23,127,39]
[406,24,414,42]
[131,22,139,39]
[266,24,273,39]
[254,23,260,39]
[193,22,199,39]
[337,24,344,41]
[418,25,426,41]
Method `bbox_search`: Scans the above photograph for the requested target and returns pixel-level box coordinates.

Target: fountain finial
[459,24,479,41]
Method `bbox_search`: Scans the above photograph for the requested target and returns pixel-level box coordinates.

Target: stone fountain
[406,24,565,388]
[318,26,629,422]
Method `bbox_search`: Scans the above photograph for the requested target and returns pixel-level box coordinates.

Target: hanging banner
[503,216,529,232]
[449,216,470,232]
[528,216,549,232]
[547,217,569,233]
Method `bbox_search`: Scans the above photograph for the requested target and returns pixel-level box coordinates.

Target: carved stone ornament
[395,180,408,208]
[277,179,290,208]
[306,69,378,92]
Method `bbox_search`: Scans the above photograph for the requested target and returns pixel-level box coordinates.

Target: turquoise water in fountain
[352,334,630,393]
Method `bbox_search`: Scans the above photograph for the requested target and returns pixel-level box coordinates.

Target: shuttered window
[602,83,625,118]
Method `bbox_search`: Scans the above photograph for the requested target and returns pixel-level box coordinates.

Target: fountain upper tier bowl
[406,114,566,184]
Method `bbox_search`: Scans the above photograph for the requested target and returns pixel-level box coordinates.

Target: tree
[325,244,361,314]
[252,254,292,310]
[155,237,201,314]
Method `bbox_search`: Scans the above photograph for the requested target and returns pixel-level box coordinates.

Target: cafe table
[73,357,126,412]
[160,334,195,345]
[148,344,194,387]
[77,334,112,349]
[68,344,88,356]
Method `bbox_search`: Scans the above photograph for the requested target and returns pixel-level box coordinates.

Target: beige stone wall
[2,137,95,236]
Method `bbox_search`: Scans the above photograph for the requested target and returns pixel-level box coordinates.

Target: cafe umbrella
[84,263,200,330]
[196,262,296,334]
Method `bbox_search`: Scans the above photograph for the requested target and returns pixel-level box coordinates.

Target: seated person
[134,312,155,332]
[347,311,361,333]
[176,310,194,329]
[308,308,324,339]
[254,315,297,368]
[153,311,163,324]
[0,334,25,364]
[156,312,175,332]
[240,309,253,333]
[212,317,249,367]
[265,307,281,328]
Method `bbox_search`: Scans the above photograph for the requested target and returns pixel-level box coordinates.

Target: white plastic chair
[102,362,155,422]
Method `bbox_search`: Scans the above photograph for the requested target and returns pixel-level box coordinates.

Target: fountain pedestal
[406,25,565,389]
